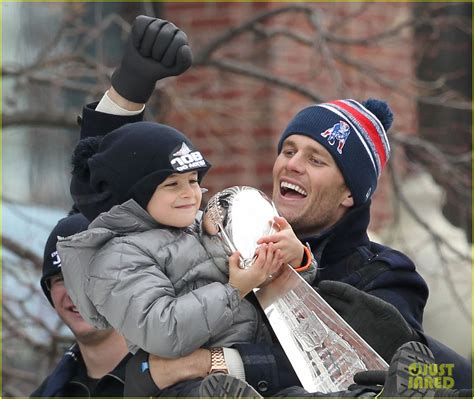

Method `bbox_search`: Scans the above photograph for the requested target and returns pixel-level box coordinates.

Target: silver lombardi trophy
[204,186,387,393]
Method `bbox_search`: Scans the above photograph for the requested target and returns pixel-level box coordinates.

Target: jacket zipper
[68,380,91,397]
[105,373,125,384]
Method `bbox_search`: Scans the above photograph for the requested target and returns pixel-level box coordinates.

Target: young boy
[57,120,312,395]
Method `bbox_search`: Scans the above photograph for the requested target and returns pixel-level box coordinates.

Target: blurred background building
[2,2,471,395]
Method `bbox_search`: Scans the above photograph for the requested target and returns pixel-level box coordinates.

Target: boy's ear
[202,212,219,236]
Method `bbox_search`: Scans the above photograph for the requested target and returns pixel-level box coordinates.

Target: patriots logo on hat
[321,121,351,154]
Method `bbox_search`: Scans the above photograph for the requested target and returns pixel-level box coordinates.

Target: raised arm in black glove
[112,15,193,103]
[318,280,422,362]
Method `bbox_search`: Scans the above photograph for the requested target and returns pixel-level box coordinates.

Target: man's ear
[341,193,354,208]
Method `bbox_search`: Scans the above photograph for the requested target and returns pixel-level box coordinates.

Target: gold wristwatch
[209,347,228,374]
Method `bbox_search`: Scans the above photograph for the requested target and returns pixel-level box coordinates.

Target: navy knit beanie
[70,121,211,221]
[41,213,90,306]
[277,99,393,205]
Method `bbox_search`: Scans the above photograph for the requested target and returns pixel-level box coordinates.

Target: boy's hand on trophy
[112,16,192,103]
[228,244,281,298]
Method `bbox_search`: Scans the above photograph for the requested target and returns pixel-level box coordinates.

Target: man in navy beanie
[67,15,471,397]
[240,98,469,393]
[259,97,427,350]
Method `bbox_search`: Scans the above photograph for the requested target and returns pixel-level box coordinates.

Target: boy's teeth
[281,181,307,196]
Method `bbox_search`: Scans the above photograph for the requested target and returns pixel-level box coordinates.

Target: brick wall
[155,3,418,233]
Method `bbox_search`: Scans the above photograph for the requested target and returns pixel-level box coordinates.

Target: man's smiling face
[49,273,114,345]
[272,134,353,237]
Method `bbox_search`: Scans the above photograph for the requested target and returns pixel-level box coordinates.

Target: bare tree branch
[2,236,43,270]
[387,161,470,264]
[417,95,472,111]
[203,58,324,102]
[2,111,78,129]
[195,5,313,62]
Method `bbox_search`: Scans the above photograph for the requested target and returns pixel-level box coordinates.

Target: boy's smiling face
[146,171,202,228]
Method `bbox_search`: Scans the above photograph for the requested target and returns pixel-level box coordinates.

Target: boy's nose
[180,183,195,197]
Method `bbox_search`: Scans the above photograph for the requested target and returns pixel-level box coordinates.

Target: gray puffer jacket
[57,200,267,358]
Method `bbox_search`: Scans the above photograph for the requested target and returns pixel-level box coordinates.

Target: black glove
[318,280,421,362]
[347,370,386,395]
[112,16,193,103]
[124,349,161,397]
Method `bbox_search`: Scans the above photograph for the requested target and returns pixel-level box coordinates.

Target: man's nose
[286,153,305,173]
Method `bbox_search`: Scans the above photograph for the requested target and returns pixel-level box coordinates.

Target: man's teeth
[281,181,307,196]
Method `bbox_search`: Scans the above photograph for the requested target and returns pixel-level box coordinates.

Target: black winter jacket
[30,344,131,397]
[306,200,428,331]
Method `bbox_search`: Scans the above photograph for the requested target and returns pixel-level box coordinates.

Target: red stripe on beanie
[330,100,387,169]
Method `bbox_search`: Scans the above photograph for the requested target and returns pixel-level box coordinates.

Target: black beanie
[278,99,393,206]
[41,213,90,306]
[70,122,211,221]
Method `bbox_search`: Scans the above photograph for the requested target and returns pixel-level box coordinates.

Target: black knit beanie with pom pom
[70,121,211,221]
